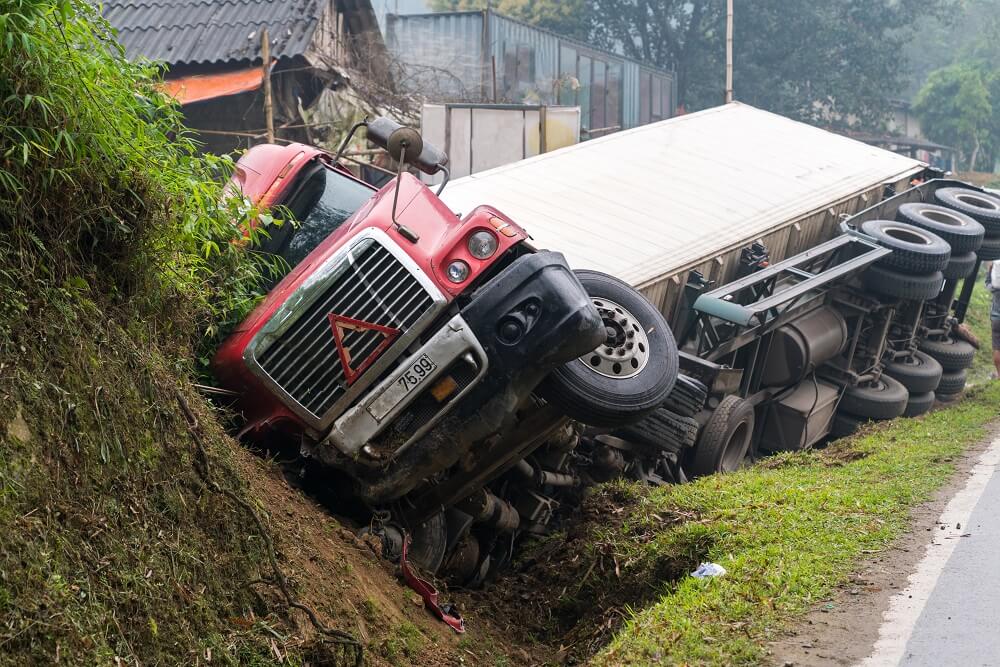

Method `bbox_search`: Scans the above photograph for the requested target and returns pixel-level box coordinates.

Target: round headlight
[468,230,499,259]
[446,260,470,283]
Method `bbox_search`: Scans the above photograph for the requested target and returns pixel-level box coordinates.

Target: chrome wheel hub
[580,298,650,379]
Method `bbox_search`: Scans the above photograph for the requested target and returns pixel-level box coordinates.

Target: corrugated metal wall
[621,62,641,129]
[385,11,675,129]
[386,12,485,100]
[486,13,559,103]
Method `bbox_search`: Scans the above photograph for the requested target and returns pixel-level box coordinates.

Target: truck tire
[663,374,708,418]
[838,375,908,420]
[934,187,1000,236]
[903,390,936,418]
[935,369,968,396]
[685,395,754,478]
[896,203,984,254]
[615,408,699,454]
[539,270,678,428]
[862,264,944,301]
[919,336,976,371]
[978,236,1000,261]
[830,412,865,438]
[883,350,943,394]
[861,219,951,275]
[943,251,978,280]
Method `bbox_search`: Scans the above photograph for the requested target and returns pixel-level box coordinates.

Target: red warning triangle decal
[328,313,401,386]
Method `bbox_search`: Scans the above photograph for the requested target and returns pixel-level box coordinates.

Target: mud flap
[400,536,465,633]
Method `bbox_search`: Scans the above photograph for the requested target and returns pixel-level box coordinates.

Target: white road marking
[858,435,1000,667]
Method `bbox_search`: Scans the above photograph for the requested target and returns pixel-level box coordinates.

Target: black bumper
[456,250,604,411]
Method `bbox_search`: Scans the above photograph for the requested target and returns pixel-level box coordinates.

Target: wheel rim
[579,297,650,379]
[720,420,750,472]
[956,192,1000,211]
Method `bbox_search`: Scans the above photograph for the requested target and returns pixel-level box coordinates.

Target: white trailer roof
[440,102,924,288]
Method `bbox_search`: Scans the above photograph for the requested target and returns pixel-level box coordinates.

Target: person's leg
[992,319,1000,378]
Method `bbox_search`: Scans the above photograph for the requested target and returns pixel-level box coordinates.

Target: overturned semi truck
[214,103,992,588]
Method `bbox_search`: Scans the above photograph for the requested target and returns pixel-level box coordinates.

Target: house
[384,9,677,138]
[102,0,387,154]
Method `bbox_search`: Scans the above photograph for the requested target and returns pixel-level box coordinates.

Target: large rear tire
[862,264,944,301]
[614,408,699,454]
[861,219,950,275]
[936,368,968,396]
[895,203,984,254]
[978,236,1000,261]
[685,396,754,478]
[934,187,1000,235]
[539,270,679,428]
[942,251,978,280]
[883,350,943,394]
[663,375,709,418]
[838,375,909,420]
[919,336,976,371]
[903,390,936,418]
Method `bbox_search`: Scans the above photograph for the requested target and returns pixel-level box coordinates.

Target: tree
[588,0,952,128]
[914,63,994,170]
[428,0,592,40]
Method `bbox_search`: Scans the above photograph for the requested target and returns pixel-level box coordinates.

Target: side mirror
[366,117,449,176]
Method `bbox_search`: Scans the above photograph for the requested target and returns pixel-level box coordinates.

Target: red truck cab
[211,122,610,507]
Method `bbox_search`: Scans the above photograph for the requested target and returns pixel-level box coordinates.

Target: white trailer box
[439,102,925,321]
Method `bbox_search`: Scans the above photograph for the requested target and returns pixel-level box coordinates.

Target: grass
[589,381,1000,665]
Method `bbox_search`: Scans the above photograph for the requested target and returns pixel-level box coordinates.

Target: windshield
[264,164,375,269]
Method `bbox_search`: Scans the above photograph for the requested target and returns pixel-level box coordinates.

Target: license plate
[367,354,438,421]
[397,354,437,392]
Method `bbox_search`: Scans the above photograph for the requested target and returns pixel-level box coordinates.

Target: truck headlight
[446,260,470,283]
[468,230,499,259]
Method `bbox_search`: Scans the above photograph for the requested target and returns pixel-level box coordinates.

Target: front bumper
[325,314,488,458]
[343,250,605,504]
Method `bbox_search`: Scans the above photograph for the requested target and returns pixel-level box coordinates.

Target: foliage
[588,0,952,127]
[914,63,994,170]
[581,381,1000,664]
[0,0,282,358]
[428,0,592,39]
[904,0,1000,99]
[0,2,374,663]
[910,3,1000,171]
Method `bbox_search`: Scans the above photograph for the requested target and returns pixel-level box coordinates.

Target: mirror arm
[435,165,451,197]
[334,119,369,164]
[391,144,420,244]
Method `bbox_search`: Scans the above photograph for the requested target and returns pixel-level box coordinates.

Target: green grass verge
[594,381,1000,665]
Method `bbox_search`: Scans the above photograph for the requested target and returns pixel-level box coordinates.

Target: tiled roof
[101,0,324,66]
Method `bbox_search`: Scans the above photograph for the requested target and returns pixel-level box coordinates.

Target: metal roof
[100,0,379,66]
[440,103,925,289]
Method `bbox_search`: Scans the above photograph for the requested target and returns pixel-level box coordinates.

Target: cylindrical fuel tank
[761,306,848,387]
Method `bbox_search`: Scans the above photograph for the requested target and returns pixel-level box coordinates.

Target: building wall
[385,11,676,133]
[386,12,486,100]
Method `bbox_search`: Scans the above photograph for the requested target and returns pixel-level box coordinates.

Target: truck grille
[256,240,435,418]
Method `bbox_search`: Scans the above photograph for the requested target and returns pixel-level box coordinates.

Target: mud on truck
[212,119,681,588]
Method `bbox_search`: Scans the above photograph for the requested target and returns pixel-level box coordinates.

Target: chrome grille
[256,239,435,418]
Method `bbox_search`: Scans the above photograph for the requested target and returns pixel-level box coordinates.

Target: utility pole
[725,0,734,104]
[261,28,275,143]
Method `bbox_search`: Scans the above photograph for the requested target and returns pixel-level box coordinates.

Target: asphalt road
[860,435,1000,667]
[900,462,1000,666]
